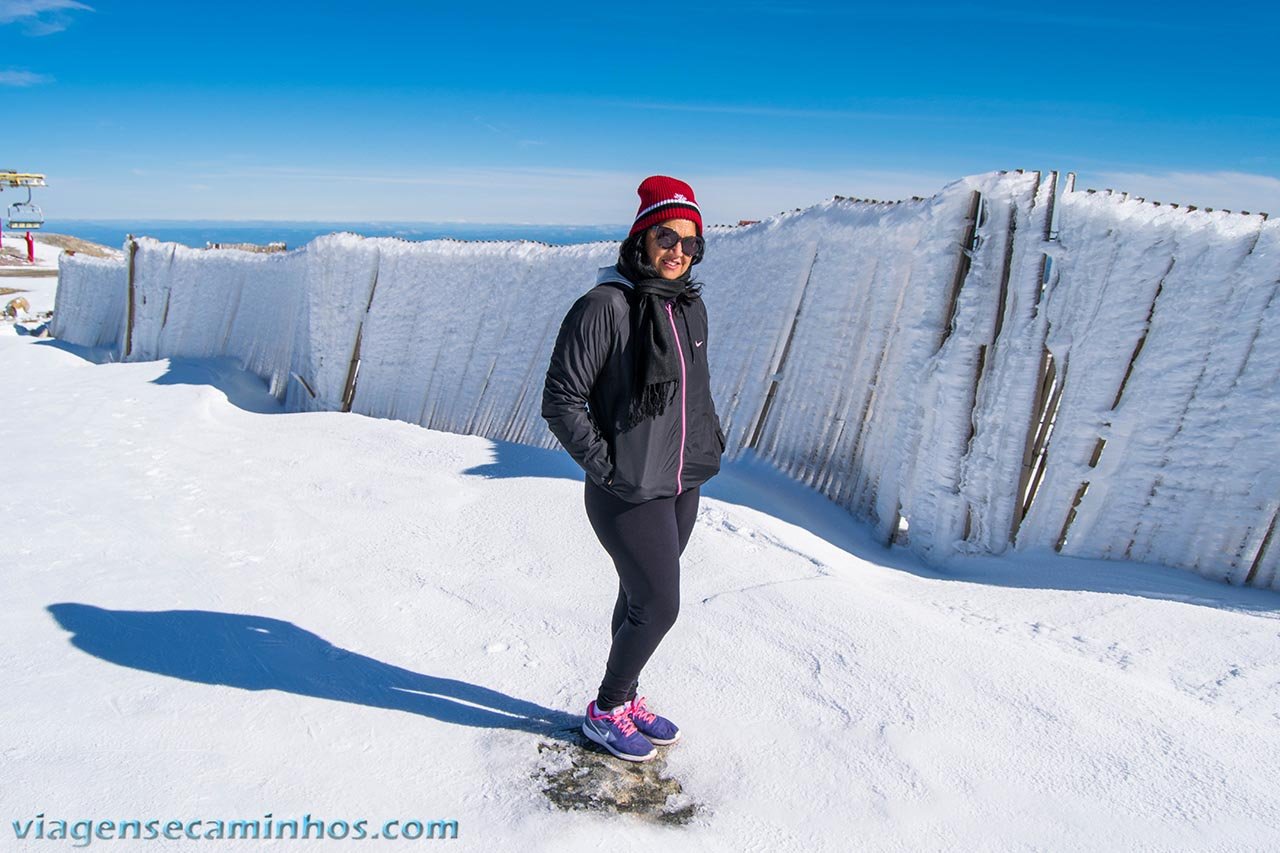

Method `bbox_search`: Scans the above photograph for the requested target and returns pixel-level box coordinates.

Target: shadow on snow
[46,603,581,742]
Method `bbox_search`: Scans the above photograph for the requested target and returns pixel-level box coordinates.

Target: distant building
[206,242,288,253]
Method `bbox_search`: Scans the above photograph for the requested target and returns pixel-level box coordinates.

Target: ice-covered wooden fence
[50,171,1280,590]
[1018,189,1280,587]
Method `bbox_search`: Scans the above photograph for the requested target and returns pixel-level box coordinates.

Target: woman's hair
[616,227,703,301]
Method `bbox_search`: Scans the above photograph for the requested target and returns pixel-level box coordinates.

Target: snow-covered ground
[3,234,118,320]
[0,231,61,270]
[0,273,57,317]
[3,319,1280,851]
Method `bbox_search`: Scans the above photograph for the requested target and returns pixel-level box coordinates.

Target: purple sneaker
[582,701,656,762]
[626,696,680,745]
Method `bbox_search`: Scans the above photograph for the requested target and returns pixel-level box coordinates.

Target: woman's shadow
[47,603,581,743]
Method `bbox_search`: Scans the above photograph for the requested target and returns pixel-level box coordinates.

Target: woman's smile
[646,218,698,280]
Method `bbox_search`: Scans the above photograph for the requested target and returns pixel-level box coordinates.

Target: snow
[954,172,1057,556]
[49,252,127,348]
[0,235,63,318]
[45,171,1280,593]
[3,327,1280,851]
[0,231,61,271]
[1018,195,1280,583]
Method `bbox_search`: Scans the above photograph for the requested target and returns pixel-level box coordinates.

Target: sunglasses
[650,225,704,257]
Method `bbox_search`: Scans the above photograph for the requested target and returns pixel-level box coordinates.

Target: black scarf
[625,275,697,428]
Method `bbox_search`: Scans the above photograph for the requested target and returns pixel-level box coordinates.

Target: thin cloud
[0,0,93,34]
[694,168,955,222]
[606,98,923,122]
[165,164,953,223]
[0,68,52,86]
[1086,170,1280,216]
[193,164,626,184]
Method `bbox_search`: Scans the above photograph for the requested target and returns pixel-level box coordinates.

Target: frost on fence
[1018,195,1280,586]
[348,238,618,444]
[951,173,1058,557]
[124,238,310,399]
[343,175,1052,562]
[49,172,1280,589]
[120,235,387,405]
[51,253,126,348]
[287,236,382,412]
[701,172,1050,557]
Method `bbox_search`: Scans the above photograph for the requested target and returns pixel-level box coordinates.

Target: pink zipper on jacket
[665,301,687,495]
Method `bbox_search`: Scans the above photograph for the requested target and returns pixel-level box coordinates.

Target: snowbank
[5,327,1280,851]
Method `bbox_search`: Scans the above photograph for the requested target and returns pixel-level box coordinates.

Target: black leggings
[583,478,701,710]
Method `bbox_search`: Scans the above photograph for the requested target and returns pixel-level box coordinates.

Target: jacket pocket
[592,464,615,488]
[609,427,654,496]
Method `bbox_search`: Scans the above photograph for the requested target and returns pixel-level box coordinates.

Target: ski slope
[2,327,1279,851]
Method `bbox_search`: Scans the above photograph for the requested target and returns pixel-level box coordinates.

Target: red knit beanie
[629,175,703,237]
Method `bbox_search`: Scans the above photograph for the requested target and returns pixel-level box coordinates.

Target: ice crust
[51,252,127,348]
[1019,195,1280,584]
[52,173,1280,588]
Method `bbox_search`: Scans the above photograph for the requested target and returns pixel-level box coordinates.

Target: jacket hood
[596,264,634,289]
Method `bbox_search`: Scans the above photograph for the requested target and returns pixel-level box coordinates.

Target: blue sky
[5,0,1278,224]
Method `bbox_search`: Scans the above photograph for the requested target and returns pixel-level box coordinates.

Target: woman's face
[644,218,698,280]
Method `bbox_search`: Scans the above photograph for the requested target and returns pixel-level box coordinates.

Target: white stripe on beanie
[635,195,701,220]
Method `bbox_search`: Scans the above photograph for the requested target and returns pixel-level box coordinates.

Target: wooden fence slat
[123,236,137,359]
[340,248,380,414]
[1245,507,1280,586]
[747,241,819,451]
[934,191,984,354]
[1017,353,1065,532]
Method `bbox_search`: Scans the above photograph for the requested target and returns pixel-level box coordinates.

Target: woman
[542,176,726,762]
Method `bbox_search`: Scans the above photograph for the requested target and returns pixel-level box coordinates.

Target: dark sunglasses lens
[654,227,702,255]
[654,227,679,249]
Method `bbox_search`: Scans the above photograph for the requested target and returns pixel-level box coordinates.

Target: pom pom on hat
[629,175,703,237]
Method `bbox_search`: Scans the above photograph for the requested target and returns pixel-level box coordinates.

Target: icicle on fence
[49,171,1280,590]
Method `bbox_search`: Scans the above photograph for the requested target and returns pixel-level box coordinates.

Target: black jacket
[542,265,725,503]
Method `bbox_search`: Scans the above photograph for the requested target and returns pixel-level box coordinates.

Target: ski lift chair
[6,201,44,230]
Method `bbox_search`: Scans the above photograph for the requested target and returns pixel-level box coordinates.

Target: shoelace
[605,705,639,737]
[629,697,656,725]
